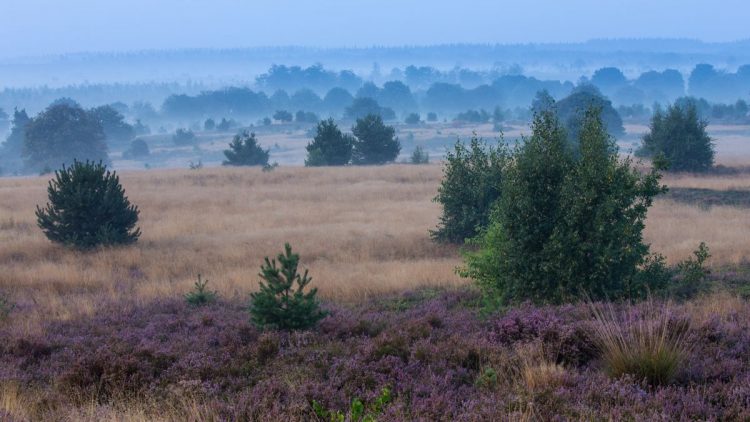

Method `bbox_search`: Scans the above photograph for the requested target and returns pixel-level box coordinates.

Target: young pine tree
[35,160,141,249]
[305,118,354,166]
[249,243,327,330]
[223,131,270,166]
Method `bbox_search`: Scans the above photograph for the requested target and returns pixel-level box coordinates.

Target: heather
[2,287,750,420]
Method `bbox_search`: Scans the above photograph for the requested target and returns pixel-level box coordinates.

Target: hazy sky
[1,0,748,58]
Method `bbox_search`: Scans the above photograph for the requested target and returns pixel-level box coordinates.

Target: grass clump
[184,274,217,306]
[589,300,690,386]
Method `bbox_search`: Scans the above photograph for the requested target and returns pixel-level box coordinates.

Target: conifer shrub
[35,160,140,249]
[410,146,430,164]
[248,243,327,330]
[222,131,270,166]
[184,275,218,306]
[431,136,508,244]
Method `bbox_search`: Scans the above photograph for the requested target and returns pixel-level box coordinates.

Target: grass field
[2,163,750,336]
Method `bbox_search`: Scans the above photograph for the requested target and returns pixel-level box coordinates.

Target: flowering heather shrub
[1,289,750,420]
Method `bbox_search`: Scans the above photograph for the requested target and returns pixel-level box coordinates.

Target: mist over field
[3,1,750,421]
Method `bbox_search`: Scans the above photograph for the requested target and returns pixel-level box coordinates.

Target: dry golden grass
[1,163,750,333]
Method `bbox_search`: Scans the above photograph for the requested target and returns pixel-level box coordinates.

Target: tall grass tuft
[588,299,690,386]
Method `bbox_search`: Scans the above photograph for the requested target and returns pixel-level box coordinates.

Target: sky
[0,0,748,58]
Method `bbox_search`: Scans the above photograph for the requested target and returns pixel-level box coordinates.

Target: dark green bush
[461,108,666,306]
[305,118,354,166]
[431,136,508,244]
[222,131,270,166]
[351,114,400,165]
[172,128,196,145]
[184,274,218,306]
[639,101,715,172]
[35,160,141,249]
[248,243,327,331]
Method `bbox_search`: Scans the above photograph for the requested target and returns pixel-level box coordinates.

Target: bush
[431,137,507,244]
[589,300,690,386]
[295,110,319,123]
[410,146,429,164]
[122,138,150,159]
[351,114,400,165]
[404,113,421,125]
[172,128,196,146]
[248,243,327,330]
[35,161,141,249]
[273,110,293,122]
[461,108,666,305]
[0,292,13,322]
[312,387,392,422]
[184,275,218,306]
[639,102,715,172]
[426,112,438,122]
[204,118,216,131]
[222,131,270,166]
[669,242,711,299]
[305,118,354,166]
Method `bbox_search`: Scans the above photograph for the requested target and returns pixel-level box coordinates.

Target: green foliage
[204,118,216,131]
[185,274,218,306]
[273,110,293,122]
[23,104,109,172]
[410,146,429,164]
[35,160,141,249]
[556,86,625,142]
[426,112,438,122]
[123,138,150,159]
[404,113,421,125]
[351,114,401,165]
[432,136,508,244]
[668,242,711,299]
[172,128,196,145]
[312,387,392,422]
[305,118,354,166]
[461,108,666,306]
[475,367,498,390]
[639,102,715,172]
[89,105,135,144]
[0,293,13,322]
[222,131,270,166]
[249,243,327,331]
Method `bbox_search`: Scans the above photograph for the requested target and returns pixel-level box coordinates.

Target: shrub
[305,118,354,166]
[404,113,421,125]
[431,136,508,244]
[312,387,392,422]
[172,128,196,146]
[0,292,13,322]
[426,112,438,122]
[669,242,711,299]
[122,138,149,159]
[351,114,401,165]
[273,110,293,123]
[222,131,270,166]
[410,146,429,164]
[295,110,319,123]
[639,101,715,172]
[185,275,217,306]
[248,243,327,330]
[589,300,690,386]
[35,160,141,249]
[461,108,666,305]
[204,118,216,131]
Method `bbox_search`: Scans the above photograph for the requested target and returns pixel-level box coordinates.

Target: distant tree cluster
[305,115,400,166]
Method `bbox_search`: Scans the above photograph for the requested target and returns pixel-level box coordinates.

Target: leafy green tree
[35,161,140,249]
[556,86,625,142]
[461,108,665,306]
[123,138,150,159]
[23,104,109,172]
[404,113,421,125]
[639,102,714,172]
[431,137,507,243]
[223,131,270,166]
[305,118,354,166]
[89,105,135,144]
[351,114,400,165]
[0,108,31,172]
[273,110,293,122]
[249,243,327,330]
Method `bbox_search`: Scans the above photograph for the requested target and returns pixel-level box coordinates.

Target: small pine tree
[351,114,401,165]
[410,146,430,164]
[35,160,140,249]
[305,118,354,166]
[249,243,327,330]
[185,274,218,306]
[223,131,270,166]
